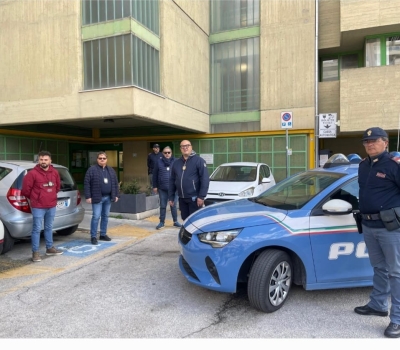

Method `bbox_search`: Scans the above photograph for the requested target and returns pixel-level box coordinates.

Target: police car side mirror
[322,199,353,215]
[261,177,271,184]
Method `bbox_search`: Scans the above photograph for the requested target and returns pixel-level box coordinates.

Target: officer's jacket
[152,156,176,191]
[358,151,400,227]
[168,151,209,201]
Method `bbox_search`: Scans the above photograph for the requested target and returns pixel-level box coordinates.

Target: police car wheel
[247,249,292,313]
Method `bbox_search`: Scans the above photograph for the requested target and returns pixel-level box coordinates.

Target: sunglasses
[163,152,171,154]
[98,157,107,160]
[180,144,191,149]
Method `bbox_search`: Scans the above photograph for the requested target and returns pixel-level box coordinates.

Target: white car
[204,162,276,206]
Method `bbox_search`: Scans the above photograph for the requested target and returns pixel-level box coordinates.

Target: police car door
[309,179,373,284]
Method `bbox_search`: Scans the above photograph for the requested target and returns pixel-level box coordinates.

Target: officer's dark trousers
[179,197,200,221]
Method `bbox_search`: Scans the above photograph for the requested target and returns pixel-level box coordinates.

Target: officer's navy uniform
[356,127,400,338]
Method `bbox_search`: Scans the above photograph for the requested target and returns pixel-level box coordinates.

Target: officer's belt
[361,213,381,221]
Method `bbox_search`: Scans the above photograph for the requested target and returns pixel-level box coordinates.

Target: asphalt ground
[0,202,392,347]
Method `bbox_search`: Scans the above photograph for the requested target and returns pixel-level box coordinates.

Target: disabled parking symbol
[57,239,116,257]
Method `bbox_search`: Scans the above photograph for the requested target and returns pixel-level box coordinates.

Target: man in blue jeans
[84,151,120,245]
[22,150,63,262]
[355,127,400,338]
[152,146,181,229]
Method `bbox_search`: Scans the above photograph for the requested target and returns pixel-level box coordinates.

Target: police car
[178,154,372,313]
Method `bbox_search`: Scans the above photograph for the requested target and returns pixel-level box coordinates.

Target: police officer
[147,143,162,188]
[355,127,400,338]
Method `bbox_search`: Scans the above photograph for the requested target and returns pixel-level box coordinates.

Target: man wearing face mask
[22,150,63,262]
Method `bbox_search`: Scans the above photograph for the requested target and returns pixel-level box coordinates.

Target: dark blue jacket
[84,164,119,204]
[168,152,209,200]
[147,151,162,175]
[153,156,176,191]
[358,151,400,227]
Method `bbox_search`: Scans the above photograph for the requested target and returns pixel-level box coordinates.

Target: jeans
[159,189,178,223]
[179,197,201,221]
[90,195,111,238]
[31,207,56,252]
[363,224,400,324]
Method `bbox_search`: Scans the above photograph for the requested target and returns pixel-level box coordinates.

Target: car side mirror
[261,177,271,184]
[322,199,352,215]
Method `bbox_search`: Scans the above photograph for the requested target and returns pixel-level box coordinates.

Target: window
[321,59,338,81]
[211,0,260,33]
[83,34,160,93]
[211,37,260,113]
[387,36,400,66]
[341,54,359,70]
[320,53,361,81]
[365,38,381,67]
[82,0,159,34]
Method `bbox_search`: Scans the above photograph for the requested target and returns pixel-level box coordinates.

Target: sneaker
[45,247,63,256]
[32,252,42,262]
[156,222,165,230]
[99,235,111,241]
[173,221,182,228]
[91,237,98,245]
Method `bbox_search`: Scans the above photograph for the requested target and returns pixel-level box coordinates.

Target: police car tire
[1,226,15,255]
[247,249,292,313]
[56,224,78,236]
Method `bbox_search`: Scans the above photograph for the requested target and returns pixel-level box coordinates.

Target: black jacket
[147,152,162,175]
[168,151,209,200]
[84,164,119,204]
[153,156,176,191]
[358,151,400,227]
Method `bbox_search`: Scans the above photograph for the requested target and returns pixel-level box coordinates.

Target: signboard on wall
[319,113,337,138]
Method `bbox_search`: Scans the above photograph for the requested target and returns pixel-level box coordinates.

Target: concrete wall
[318,80,340,116]
[0,0,82,102]
[260,0,316,130]
[318,0,340,49]
[160,0,210,115]
[340,65,400,132]
[341,0,400,31]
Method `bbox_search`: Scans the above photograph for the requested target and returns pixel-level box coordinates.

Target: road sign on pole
[319,113,337,138]
[281,112,293,129]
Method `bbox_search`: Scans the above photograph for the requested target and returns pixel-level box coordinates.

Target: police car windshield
[255,171,345,210]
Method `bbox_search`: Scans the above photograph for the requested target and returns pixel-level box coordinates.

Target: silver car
[0,161,85,254]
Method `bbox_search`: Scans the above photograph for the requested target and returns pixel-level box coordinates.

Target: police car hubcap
[269,261,291,306]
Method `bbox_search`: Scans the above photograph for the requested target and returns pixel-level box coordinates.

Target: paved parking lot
[0,210,392,342]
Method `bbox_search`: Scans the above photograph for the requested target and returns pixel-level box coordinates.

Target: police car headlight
[198,229,242,248]
[238,187,254,197]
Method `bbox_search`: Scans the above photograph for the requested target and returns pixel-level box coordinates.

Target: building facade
[0,0,400,187]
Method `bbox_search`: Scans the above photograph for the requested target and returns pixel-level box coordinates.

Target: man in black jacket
[168,140,209,221]
[147,143,161,188]
[84,151,119,245]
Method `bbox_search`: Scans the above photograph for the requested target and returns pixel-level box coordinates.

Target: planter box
[110,193,146,213]
[146,194,159,211]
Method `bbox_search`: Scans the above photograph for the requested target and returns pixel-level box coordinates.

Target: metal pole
[286,129,289,178]
[314,0,319,168]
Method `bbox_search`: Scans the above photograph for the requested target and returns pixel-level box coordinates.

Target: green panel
[242,153,257,162]
[6,138,19,153]
[259,153,273,166]
[214,153,227,165]
[258,138,272,152]
[228,153,241,163]
[82,18,160,50]
[209,26,260,44]
[199,139,213,153]
[210,112,260,124]
[228,139,241,152]
[243,137,256,152]
[190,140,200,152]
[214,139,227,152]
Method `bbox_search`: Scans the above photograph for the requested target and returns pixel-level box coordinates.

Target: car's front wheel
[248,249,292,313]
[56,225,78,236]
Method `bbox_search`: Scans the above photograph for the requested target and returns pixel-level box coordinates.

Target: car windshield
[254,171,345,210]
[210,165,257,182]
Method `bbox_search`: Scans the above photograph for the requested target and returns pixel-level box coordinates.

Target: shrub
[120,179,142,194]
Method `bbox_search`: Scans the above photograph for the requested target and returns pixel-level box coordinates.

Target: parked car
[178,154,370,313]
[0,160,85,254]
[204,162,276,206]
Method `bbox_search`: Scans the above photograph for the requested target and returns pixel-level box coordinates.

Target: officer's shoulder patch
[390,156,400,164]
[359,157,367,163]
